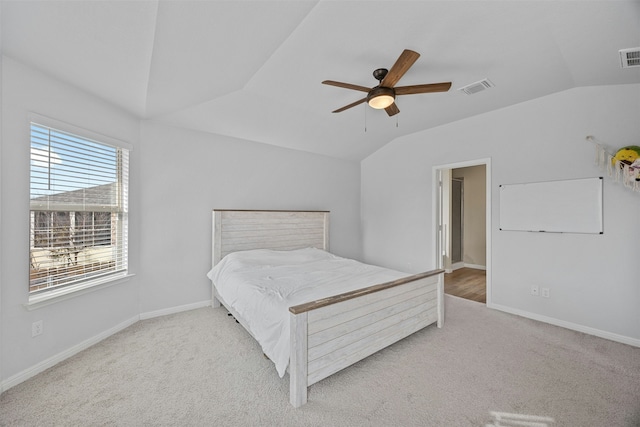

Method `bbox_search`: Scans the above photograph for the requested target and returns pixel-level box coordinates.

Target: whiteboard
[499,177,603,234]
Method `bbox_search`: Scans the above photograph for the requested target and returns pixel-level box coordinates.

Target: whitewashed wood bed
[210,209,444,407]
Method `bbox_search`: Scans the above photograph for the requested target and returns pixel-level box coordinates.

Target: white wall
[138,121,362,314]
[0,6,4,390]
[0,57,362,385]
[2,51,636,390]
[362,84,640,344]
[0,57,141,385]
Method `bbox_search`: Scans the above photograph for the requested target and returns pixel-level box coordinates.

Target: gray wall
[2,51,638,390]
[0,6,4,388]
[1,57,141,384]
[138,121,362,314]
[361,84,640,344]
[0,57,362,386]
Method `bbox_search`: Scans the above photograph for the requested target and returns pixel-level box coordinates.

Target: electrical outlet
[541,287,550,298]
[530,285,539,296]
[32,320,43,337]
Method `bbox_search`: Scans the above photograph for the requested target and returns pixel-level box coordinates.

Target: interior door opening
[434,159,491,305]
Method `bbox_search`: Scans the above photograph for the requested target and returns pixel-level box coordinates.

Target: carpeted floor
[1,295,639,426]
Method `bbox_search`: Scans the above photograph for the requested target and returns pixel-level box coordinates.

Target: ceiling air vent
[458,79,494,95]
[619,48,640,68]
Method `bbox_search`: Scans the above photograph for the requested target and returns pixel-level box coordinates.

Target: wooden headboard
[212,210,330,266]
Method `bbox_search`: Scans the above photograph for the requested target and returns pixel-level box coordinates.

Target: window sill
[24,273,135,311]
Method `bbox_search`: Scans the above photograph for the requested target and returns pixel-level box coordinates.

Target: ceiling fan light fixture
[367,87,395,109]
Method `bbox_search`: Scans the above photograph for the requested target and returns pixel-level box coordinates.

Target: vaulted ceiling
[2,1,639,161]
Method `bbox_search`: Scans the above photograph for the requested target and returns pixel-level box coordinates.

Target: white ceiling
[2,1,639,161]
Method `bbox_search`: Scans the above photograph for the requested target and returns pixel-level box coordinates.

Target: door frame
[432,158,492,305]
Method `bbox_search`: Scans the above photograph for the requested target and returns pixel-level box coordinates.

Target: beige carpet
[1,295,639,426]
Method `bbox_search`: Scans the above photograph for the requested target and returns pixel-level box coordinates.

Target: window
[32,211,112,248]
[29,120,129,295]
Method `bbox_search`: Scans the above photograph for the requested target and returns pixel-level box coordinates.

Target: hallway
[444,268,486,303]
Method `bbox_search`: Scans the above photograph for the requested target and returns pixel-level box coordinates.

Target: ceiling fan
[322,49,451,117]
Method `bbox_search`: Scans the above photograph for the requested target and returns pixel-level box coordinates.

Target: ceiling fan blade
[385,103,400,117]
[332,97,367,113]
[395,82,452,95]
[322,80,371,93]
[380,49,420,88]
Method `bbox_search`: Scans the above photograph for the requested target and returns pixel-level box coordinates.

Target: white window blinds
[29,121,129,293]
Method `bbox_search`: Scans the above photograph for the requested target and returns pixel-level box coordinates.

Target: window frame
[27,113,133,309]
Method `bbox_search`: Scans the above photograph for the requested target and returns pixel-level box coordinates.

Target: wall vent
[619,48,640,68]
[457,79,494,95]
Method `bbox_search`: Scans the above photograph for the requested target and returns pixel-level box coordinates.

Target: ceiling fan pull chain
[364,103,367,133]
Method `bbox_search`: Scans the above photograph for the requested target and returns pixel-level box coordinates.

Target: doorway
[433,159,491,305]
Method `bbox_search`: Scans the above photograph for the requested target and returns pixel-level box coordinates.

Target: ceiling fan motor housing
[367,86,395,109]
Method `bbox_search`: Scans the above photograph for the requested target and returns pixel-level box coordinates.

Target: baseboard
[1,315,139,393]
[445,263,486,273]
[139,300,211,320]
[451,262,465,271]
[488,302,640,348]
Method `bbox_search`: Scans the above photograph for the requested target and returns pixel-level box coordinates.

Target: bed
[208,209,444,407]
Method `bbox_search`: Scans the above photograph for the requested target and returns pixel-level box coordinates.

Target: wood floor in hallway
[444,267,486,303]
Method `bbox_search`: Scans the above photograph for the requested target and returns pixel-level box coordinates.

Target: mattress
[207,247,408,377]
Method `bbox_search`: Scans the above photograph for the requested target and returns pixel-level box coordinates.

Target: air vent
[619,48,640,68]
[458,79,495,95]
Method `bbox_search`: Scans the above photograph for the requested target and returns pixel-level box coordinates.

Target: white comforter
[206,247,408,377]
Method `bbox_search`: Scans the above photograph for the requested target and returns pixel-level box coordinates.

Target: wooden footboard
[288,269,444,407]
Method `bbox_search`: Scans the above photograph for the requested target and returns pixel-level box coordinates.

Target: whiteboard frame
[499,177,603,234]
